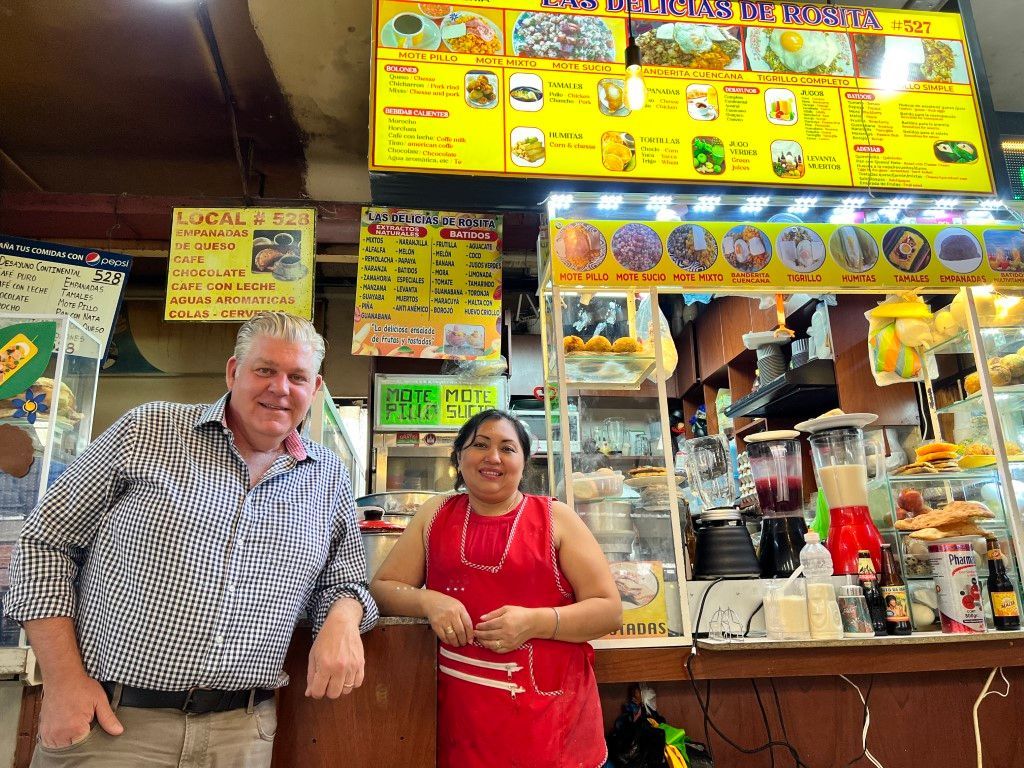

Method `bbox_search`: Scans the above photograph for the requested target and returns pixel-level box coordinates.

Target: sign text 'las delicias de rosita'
[371,0,993,193]
[166,208,315,321]
[353,207,502,359]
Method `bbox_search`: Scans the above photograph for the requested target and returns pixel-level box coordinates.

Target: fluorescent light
[597,194,623,211]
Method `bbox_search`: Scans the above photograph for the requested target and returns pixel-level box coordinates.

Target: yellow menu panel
[353,207,503,358]
[166,208,315,321]
[370,0,994,193]
[549,217,1024,291]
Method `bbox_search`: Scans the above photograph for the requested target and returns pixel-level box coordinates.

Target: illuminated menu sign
[374,375,506,430]
[549,217,1024,290]
[370,0,994,193]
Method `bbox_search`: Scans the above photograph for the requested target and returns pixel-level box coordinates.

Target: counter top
[594,631,1024,683]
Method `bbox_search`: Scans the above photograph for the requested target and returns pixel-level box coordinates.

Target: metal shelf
[935,384,1024,417]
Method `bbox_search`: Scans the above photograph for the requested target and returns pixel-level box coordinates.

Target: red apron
[426,493,607,768]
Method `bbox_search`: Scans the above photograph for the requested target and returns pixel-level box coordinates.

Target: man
[4,311,377,766]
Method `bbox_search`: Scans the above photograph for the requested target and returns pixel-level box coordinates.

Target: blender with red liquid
[807,425,883,575]
[746,431,806,577]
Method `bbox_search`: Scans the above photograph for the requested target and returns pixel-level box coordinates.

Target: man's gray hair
[233,312,326,370]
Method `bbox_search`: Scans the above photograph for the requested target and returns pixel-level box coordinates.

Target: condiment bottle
[857,549,888,636]
[799,532,843,640]
[986,540,1021,631]
[879,543,912,636]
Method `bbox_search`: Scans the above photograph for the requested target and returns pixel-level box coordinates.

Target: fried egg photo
[768,29,839,72]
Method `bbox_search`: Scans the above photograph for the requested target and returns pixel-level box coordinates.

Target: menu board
[166,207,315,322]
[0,235,131,356]
[549,217,1024,291]
[354,207,502,358]
[374,375,506,430]
[370,0,994,193]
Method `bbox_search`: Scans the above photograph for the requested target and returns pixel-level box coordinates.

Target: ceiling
[0,0,1020,207]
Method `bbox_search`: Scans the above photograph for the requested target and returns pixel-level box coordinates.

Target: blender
[684,435,760,580]
[807,426,883,575]
[746,430,807,578]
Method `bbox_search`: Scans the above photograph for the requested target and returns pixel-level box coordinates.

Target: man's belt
[101,682,275,714]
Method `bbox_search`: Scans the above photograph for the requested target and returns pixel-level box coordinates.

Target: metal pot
[576,499,634,533]
[359,519,405,578]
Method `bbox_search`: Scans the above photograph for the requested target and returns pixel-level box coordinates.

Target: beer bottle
[879,543,912,635]
[986,540,1021,631]
[857,549,888,636]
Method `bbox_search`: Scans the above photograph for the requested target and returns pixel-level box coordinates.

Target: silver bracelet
[551,606,560,639]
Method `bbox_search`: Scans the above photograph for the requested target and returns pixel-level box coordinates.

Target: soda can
[927,538,986,634]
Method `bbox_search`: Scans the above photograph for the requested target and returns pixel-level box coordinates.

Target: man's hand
[38,673,123,749]
[305,598,365,699]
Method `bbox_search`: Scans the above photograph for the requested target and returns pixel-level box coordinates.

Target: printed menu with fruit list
[371,0,994,193]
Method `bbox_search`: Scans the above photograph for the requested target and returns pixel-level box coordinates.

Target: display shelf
[927,326,1024,357]
[887,468,999,483]
[935,384,1024,416]
[555,353,656,391]
[723,358,838,419]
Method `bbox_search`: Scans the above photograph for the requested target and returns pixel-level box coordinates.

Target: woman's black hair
[450,409,532,491]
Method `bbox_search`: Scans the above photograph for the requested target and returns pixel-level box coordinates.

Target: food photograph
[554,221,607,271]
[509,127,545,166]
[380,8,442,50]
[853,34,969,84]
[984,229,1024,272]
[883,226,932,273]
[440,10,503,54]
[722,225,772,272]
[935,228,983,273]
[745,28,854,75]
[777,226,825,273]
[611,223,663,272]
[508,72,543,111]
[464,71,497,109]
[771,139,805,179]
[511,12,616,62]
[598,78,629,117]
[601,132,635,172]
[692,136,725,175]
[828,226,880,273]
[634,21,743,69]
[934,140,979,164]
[251,230,302,280]
[667,224,718,272]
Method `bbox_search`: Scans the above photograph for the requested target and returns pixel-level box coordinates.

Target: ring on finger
[445,626,455,634]
[495,640,503,649]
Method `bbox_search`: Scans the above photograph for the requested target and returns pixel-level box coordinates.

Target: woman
[370,409,622,768]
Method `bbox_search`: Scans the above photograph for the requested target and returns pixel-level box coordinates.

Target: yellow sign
[549,217,1024,292]
[165,208,315,321]
[608,561,668,640]
[370,0,993,193]
[353,207,502,358]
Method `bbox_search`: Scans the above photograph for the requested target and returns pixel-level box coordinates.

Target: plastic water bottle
[800,532,844,639]
[800,531,834,581]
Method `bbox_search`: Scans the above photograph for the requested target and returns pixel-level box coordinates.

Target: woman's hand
[474,605,549,653]
[423,591,475,646]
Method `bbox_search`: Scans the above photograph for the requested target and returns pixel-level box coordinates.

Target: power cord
[843,676,874,767]
[973,667,1011,768]
[692,577,724,636]
[840,675,884,768]
[769,677,794,763]
[744,601,765,638]
[751,680,777,768]
[685,653,812,768]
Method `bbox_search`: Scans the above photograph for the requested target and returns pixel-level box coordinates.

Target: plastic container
[799,531,834,580]
[572,470,624,501]
[800,531,844,639]
[837,583,876,638]
[764,578,811,640]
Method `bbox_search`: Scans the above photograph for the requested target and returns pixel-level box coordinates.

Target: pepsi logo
[85,252,101,265]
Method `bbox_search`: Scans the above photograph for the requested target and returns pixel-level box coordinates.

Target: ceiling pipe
[196,0,253,204]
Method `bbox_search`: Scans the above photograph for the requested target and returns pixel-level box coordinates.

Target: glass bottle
[879,543,912,636]
[986,540,1021,631]
[857,549,888,636]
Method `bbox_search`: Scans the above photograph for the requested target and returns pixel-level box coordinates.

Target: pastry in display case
[540,285,692,646]
[0,316,101,646]
[880,288,1024,632]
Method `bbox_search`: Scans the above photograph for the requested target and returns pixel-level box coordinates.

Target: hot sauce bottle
[986,540,1021,631]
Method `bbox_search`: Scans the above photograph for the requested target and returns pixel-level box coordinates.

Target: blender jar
[747,432,806,578]
[808,427,883,575]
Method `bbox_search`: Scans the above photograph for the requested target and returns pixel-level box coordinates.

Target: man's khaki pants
[30,691,276,768]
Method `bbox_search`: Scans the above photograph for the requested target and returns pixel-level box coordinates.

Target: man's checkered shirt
[3,395,378,690]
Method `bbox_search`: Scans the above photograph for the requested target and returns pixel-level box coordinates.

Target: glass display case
[540,286,692,647]
[305,385,366,498]
[881,287,1024,630]
[0,315,101,647]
